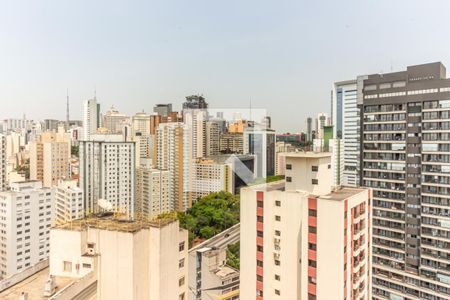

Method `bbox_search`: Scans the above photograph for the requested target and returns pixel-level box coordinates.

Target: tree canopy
[178,191,240,246]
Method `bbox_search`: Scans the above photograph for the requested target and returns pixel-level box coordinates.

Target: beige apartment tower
[241,152,372,300]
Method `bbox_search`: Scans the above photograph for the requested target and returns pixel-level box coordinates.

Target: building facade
[332,80,361,187]
[0,181,54,279]
[362,62,450,299]
[29,129,71,188]
[83,98,100,141]
[136,159,171,219]
[54,179,83,225]
[79,134,135,218]
[50,215,188,300]
[241,153,372,300]
[0,135,6,191]
[243,127,276,178]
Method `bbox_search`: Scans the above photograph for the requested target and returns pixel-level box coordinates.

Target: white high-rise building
[332,80,361,187]
[156,123,191,211]
[183,109,208,159]
[83,98,100,141]
[0,134,6,191]
[79,134,135,218]
[136,158,171,219]
[54,179,83,225]
[0,181,54,279]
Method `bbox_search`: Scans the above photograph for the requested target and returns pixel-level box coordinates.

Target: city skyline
[2,1,450,132]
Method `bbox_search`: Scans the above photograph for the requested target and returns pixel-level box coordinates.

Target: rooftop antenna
[66,88,70,128]
[249,98,252,122]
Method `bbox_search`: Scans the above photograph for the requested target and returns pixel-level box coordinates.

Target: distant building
[43,119,60,132]
[240,152,372,300]
[332,79,361,187]
[0,181,54,279]
[243,127,276,177]
[182,95,208,110]
[316,112,331,139]
[0,135,6,191]
[205,120,221,157]
[156,123,191,211]
[153,103,173,117]
[54,179,83,225]
[191,158,233,201]
[29,128,71,188]
[79,134,135,219]
[219,133,243,154]
[83,98,100,141]
[136,158,171,219]
[306,117,313,142]
[102,106,129,134]
[50,215,189,300]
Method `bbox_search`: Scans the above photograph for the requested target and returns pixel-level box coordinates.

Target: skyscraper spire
[66,88,70,128]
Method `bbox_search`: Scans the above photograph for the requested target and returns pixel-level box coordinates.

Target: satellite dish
[98,199,113,211]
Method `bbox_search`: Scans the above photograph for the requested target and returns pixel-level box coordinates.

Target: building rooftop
[284,152,332,159]
[214,265,239,279]
[319,187,368,202]
[0,267,74,300]
[54,213,178,233]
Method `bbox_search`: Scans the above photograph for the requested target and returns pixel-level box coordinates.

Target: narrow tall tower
[66,88,70,129]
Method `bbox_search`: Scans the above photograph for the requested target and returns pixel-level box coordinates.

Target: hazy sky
[1,0,450,132]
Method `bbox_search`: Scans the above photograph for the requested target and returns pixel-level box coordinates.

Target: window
[178,276,185,286]
[257,231,264,237]
[257,275,263,282]
[275,230,281,236]
[179,242,185,252]
[275,274,280,281]
[257,260,263,267]
[308,276,316,284]
[275,200,281,207]
[179,258,185,268]
[82,263,91,269]
[257,245,263,252]
[275,215,281,221]
[308,209,317,217]
[286,164,292,170]
[308,243,316,250]
[275,289,281,295]
[179,293,185,300]
[274,259,280,266]
[308,260,316,268]
[312,179,318,185]
[286,176,292,182]
[311,166,318,172]
[63,261,72,272]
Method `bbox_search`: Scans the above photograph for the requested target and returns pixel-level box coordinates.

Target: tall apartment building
[50,215,189,300]
[243,127,276,177]
[184,109,208,159]
[205,120,220,157]
[102,106,129,134]
[83,98,101,141]
[54,179,83,225]
[136,158,171,219]
[0,134,6,191]
[29,128,71,188]
[79,134,135,219]
[332,80,361,187]
[362,62,450,299]
[156,123,192,211]
[182,95,208,110]
[241,152,372,300]
[0,181,54,279]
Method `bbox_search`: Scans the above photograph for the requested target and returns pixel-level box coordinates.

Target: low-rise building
[54,179,83,225]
